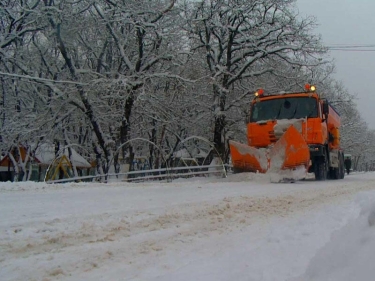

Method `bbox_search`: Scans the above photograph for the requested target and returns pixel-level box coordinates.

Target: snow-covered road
[2,172,375,281]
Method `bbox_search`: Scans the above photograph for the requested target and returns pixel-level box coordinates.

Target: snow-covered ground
[2,172,375,281]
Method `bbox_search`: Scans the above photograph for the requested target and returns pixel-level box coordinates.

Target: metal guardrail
[46,164,232,184]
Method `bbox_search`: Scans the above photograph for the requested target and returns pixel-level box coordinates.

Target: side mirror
[322,100,329,116]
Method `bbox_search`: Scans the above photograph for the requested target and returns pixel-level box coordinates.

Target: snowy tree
[182,0,326,158]
[0,0,180,176]
[0,0,373,180]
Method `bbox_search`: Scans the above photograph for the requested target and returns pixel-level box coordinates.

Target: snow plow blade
[269,125,310,171]
[230,125,310,174]
[229,140,267,173]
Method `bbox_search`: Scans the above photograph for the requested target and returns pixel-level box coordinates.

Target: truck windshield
[250,97,318,122]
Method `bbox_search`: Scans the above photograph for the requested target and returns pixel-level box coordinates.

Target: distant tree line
[0,0,373,179]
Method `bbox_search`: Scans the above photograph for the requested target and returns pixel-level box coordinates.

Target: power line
[326,44,375,47]
[328,49,375,52]
[326,44,375,52]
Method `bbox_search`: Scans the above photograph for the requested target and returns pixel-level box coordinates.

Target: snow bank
[294,191,375,281]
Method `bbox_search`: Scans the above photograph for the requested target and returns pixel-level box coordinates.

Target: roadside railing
[46,164,233,184]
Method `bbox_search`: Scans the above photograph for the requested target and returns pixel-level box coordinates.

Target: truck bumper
[308,144,325,157]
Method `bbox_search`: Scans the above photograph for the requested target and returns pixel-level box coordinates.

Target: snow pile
[222,170,271,183]
[0,181,55,191]
[274,119,304,139]
[268,165,308,183]
[268,138,286,172]
[294,191,375,281]
[208,157,226,177]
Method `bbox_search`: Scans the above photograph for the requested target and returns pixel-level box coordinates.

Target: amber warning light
[305,84,316,92]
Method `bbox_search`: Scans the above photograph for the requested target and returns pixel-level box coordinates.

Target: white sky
[296,0,375,129]
[2,172,375,280]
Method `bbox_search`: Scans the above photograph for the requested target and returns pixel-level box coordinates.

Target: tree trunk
[54,20,112,173]
[213,86,227,160]
[213,114,226,159]
[149,118,157,168]
[120,95,134,166]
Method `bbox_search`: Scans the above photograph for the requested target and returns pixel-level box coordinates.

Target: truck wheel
[330,167,340,179]
[314,157,327,181]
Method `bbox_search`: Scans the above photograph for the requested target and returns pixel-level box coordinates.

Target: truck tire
[314,157,327,181]
[331,167,340,179]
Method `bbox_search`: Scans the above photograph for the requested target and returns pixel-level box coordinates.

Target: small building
[0,144,93,182]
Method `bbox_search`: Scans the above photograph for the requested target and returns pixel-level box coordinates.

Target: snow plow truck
[229,84,345,181]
